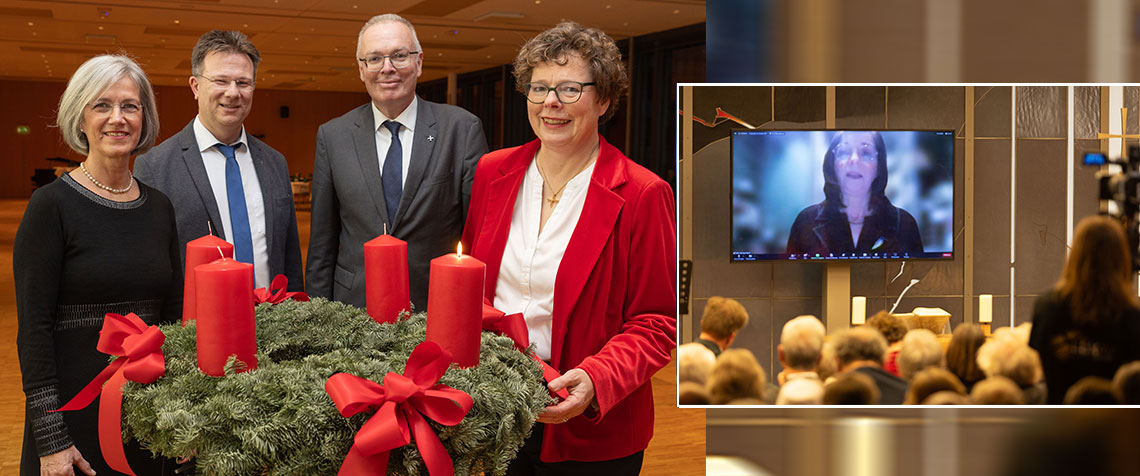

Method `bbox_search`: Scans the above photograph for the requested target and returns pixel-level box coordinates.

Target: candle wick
[208,221,214,237]
[216,246,225,260]
[384,223,388,235]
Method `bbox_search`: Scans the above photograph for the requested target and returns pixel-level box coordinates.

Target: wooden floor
[0,199,704,475]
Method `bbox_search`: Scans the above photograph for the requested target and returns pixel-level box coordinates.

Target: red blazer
[462,136,677,462]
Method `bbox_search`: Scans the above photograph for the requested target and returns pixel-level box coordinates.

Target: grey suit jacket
[134,120,304,291]
[306,97,488,311]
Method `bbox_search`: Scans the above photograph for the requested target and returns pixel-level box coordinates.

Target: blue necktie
[381,120,403,223]
[217,143,254,270]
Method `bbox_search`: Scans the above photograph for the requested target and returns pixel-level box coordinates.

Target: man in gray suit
[306,14,488,312]
[135,30,303,291]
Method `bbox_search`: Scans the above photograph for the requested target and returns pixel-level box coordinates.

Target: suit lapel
[179,124,226,239]
[550,137,626,365]
[351,105,390,225]
[247,138,276,255]
[478,140,539,301]
[396,97,437,231]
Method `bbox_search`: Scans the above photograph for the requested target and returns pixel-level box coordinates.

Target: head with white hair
[779,315,826,371]
[776,377,824,405]
[897,329,944,380]
[678,342,717,385]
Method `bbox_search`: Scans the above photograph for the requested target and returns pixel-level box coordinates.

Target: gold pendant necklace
[535,143,599,209]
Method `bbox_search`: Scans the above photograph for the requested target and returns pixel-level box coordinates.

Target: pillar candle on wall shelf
[425,243,485,368]
[364,234,410,324]
[979,294,993,323]
[851,296,867,325]
[183,234,234,325]
[195,258,257,376]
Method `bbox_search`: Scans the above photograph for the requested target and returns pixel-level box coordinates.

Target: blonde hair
[707,349,767,405]
[700,297,750,339]
[57,55,158,156]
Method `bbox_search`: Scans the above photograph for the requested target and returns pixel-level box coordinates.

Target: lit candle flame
[456,242,463,258]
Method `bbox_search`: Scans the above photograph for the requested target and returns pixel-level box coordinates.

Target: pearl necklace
[80,161,134,194]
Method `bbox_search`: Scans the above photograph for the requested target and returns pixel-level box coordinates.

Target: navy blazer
[786,200,923,256]
[134,120,304,291]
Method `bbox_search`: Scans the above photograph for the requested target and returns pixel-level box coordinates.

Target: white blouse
[493,157,596,361]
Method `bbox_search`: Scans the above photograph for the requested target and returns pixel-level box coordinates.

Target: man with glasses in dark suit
[135,30,303,292]
[306,14,488,313]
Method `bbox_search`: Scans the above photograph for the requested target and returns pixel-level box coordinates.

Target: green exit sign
[16,125,30,135]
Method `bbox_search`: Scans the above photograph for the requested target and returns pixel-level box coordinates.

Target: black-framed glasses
[522,81,597,104]
[832,143,878,163]
[358,51,420,71]
[198,74,255,91]
[89,101,143,116]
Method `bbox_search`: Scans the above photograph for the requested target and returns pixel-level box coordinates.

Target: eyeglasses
[358,51,420,71]
[89,101,143,116]
[522,81,596,104]
[198,74,256,91]
[832,143,878,163]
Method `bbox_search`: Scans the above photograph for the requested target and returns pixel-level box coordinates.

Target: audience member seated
[678,381,710,405]
[897,329,944,381]
[866,311,908,377]
[822,372,880,405]
[776,315,826,386]
[707,348,768,405]
[945,323,987,393]
[921,391,971,405]
[776,376,824,405]
[904,368,966,404]
[970,376,1026,405]
[1112,361,1140,405]
[1029,215,1140,404]
[678,342,717,386]
[818,340,839,385]
[1064,376,1118,405]
[696,297,750,357]
[832,327,908,404]
[978,329,1047,405]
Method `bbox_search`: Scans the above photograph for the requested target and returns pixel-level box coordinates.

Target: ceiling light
[673,9,679,13]
[173,19,180,24]
[474,11,524,21]
[27,22,34,26]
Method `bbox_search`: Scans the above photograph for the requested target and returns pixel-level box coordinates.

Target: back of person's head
[707,348,767,405]
[970,376,1026,405]
[678,381,710,405]
[1112,361,1140,405]
[945,323,986,385]
[897,329,944,380]
[1056,215,1140,325]
[823,371,880,405]
[700,297,750,339]
[817,340,839,382]
[1064,376,1119,405]
[866,311,908,344]
[832,327,888,369]
[904,368,966,404]
[921,391,971,405]
[977,333,1043,386]
[779,315,826,371]
[776,377,824,405]
[678,342,716,385]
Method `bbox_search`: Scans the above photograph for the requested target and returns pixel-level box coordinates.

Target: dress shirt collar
[371,96,417,133]
[193,115,248,153]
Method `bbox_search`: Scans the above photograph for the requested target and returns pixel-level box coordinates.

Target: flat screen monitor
[731,129,955,261]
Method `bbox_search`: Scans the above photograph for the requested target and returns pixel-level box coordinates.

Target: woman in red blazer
[462,22,677,475]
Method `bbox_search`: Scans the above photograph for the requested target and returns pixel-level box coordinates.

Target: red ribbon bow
[325,341,473,476]
[53,312,165,476]
[254,274,310,304]
[480,305,568,400]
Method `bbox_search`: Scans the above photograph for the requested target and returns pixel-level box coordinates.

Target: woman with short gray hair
[16,54,179,476]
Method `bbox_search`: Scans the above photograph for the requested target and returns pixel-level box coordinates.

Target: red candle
[183,234,234,325]
[426,244,485,368]
[195,258,256,376]
[364,234,410,324]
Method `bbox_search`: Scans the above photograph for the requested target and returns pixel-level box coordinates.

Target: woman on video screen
[786,131,923,256]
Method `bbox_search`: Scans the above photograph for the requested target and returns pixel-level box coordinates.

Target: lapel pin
[427,135,435,142]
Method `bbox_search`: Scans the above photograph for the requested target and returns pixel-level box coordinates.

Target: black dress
[1029,290,1140,405]
[786,201,923,256]
[16,174,181,476]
